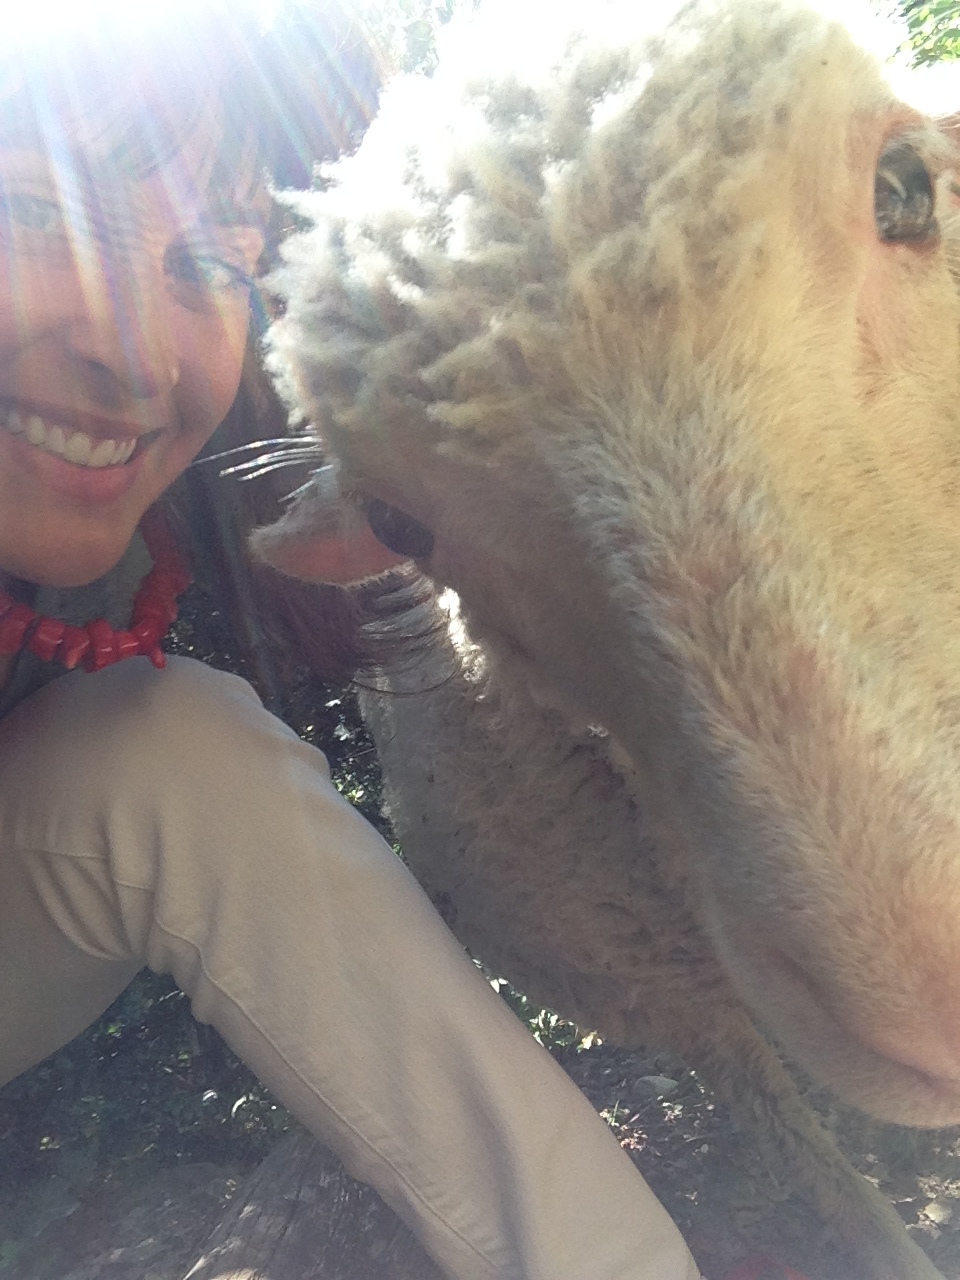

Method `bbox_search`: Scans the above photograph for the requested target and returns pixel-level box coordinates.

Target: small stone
[923,1200,953,1225]
[639,1074,679,1096]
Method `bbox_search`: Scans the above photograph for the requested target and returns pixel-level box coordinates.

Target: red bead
[27,616,66,662]
[83,619,117,672]
[132,620,160,649]
[86,617,114,645]
[0,515,190,673]
[58,625,91,670]
[114,630,140,660]
[133,604,175,632]
[0,604,35,653]
[147,568,190,596]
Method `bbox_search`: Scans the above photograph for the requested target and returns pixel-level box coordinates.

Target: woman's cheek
[175,301,251,436]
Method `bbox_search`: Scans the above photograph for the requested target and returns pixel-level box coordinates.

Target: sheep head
[257,0,960,1127]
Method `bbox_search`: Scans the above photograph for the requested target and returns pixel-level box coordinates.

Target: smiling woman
[0,2,368,594]
[0,5,704,1280]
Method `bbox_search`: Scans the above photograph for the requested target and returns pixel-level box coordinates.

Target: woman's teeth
[3,409,138,468]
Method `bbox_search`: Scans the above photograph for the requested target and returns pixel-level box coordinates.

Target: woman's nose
[64,246,180,402]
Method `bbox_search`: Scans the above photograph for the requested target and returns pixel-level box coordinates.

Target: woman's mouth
[2,406,151,468]
[0,401,163,505]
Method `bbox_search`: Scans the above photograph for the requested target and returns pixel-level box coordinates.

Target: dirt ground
[560,1040,960,1280]
[2,1033,959,1280]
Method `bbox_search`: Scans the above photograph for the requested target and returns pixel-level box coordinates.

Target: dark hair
[174,5,432,697]
[3,2,420,695]
[172,348,435,701]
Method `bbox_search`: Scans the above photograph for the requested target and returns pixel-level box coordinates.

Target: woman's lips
[6,407,139,467]
[0,403,158,503]
[0,400,156,461]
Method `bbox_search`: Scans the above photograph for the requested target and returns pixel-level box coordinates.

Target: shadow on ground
[2,1032,959,1280]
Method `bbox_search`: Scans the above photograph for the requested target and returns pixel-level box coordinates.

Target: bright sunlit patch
[891,57,960,117]
[1,0,279,43]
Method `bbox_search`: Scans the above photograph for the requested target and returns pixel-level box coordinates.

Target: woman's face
[0,124,265,587]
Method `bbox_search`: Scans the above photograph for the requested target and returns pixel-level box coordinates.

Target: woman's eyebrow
[0,143,268,243]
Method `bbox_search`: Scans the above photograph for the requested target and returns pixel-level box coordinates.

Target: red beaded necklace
[0,512,192,674]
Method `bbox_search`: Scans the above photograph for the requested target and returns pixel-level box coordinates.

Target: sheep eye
[875,141,935,243]
[366,499,435,560]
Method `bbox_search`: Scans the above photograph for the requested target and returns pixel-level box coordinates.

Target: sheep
[253,1,960,1276]
[360,602,944,1280]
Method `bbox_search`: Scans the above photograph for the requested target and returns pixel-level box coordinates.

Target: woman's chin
[0,533,135,589]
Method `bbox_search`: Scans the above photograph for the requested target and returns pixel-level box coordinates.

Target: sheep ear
[251,511,409,585]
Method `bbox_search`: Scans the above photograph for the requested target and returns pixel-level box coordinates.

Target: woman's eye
[1,192,68,238]
[165,245,253,295]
